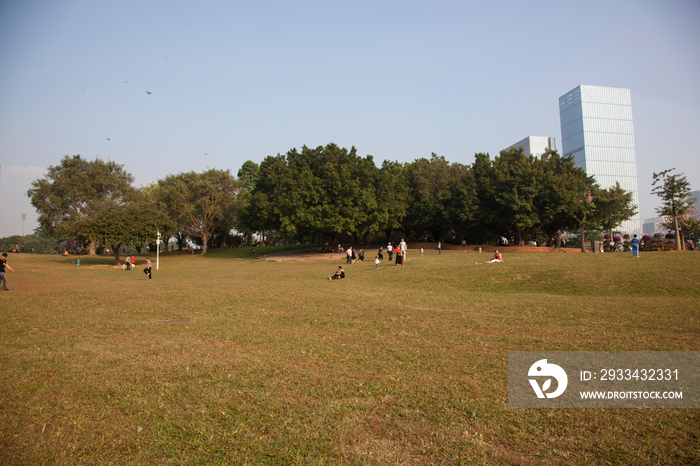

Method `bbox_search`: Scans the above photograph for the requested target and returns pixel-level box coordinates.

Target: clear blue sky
[2,0,699,237]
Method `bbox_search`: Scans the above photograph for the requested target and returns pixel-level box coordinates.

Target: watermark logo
[528,359,568,398]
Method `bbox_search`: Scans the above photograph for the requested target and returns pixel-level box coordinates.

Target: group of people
[383,239,408,265]
[123,256,152,279]
[345,247,365,264]
[329,239,411,279]
[123,256,138,270]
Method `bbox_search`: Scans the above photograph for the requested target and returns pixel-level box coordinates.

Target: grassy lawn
[1,250,698,465]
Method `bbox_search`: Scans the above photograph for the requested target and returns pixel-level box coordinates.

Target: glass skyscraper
[559,85,641,235]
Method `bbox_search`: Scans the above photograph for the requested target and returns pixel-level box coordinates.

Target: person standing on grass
[387,243,393,261]
[1,253,15,291]
[346,247,353,264]
[438,242,442,255]
[374,256,380,270]
[631,234,640,258]
[143,257,152,280]
[125,255,132,271]
[378,247,384,261]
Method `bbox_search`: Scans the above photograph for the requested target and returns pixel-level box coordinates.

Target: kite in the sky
[146,91,153,95]
[106,138,111,140]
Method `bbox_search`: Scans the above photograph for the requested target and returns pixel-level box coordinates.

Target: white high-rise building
[506,136,556,158]
[559,85,641,235]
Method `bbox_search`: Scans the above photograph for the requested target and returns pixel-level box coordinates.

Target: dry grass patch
[1,251,699,464]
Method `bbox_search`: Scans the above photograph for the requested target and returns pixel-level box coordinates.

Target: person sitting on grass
[329,266,345,280]
[476,250,502,265]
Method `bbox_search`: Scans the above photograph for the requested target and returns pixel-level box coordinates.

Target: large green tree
[593,181,638,240]
[403,154,452,242]
[474,147,543,245]
[376,160,409,242]
[149,182,191,251]
[27,155,134,255]
[94,189,173,264]
[156,169,242,254]
[536,149,596,245]
[237,160,260,193]
[243,144,381,245]
[652,168,696,250]
[403,154,477,243]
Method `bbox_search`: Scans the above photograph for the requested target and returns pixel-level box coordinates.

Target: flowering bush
[623,234,630,240]
[604,233,611,240]
[613,235,622,242]
[642,233,665,251]
[665,232,675,239]
[61,238,85,254]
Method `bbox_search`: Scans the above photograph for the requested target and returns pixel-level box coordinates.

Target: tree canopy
[241,144,383,245]
[156,169,242,254]
[27,155,135,254]
[28,145,642,252]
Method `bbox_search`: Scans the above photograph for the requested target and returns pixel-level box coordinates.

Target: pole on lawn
[156,231,161,270]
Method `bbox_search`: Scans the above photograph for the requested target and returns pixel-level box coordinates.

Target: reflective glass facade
[559,85,641,235]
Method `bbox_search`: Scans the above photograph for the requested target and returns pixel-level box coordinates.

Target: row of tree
[29,143,651,260]
[238,143,638,249]
[27,155,242,262]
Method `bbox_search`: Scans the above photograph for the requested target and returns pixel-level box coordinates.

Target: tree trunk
[201,233,208,255]
[580,213,587,252]
[111,242,122,264]
[674,217,682,251]
[88,241,96,256]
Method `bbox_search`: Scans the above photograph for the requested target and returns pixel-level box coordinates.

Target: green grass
[1,250,699,465]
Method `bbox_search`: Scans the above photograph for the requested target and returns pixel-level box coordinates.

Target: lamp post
[156,231,161,270]
[21,214,26,237]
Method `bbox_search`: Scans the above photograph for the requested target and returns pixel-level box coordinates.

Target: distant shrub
[0,235,61,254]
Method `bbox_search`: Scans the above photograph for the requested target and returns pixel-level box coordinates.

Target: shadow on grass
[202,244,320,260]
